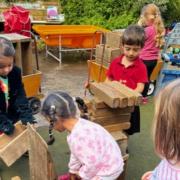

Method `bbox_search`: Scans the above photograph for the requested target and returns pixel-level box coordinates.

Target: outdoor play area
[0,0,180,180]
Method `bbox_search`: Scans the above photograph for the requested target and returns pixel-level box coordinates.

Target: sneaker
[142,97,148,104]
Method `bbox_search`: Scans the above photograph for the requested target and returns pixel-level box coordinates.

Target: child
[106,25,148,135]
[0,37,35,135]
[138,3,165,100]
[141,79,180,180]
[41,91,124,180]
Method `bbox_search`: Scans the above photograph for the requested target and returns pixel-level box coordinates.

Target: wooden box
[106,31,123,48]
[95,44,122,63]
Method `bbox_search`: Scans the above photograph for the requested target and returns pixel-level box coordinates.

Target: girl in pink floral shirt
[42,91,124,180]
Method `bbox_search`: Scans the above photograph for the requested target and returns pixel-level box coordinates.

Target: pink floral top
[67,118,124,180]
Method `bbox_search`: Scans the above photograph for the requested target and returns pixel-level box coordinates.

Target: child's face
[0,55,13,76]
[53,118,66,132]
[122,44,142,62]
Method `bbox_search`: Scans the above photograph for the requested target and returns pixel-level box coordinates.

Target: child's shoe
[142,97,148,104]
[58,173,70,180]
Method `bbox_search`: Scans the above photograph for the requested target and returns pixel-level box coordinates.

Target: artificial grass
[0,98,160,180]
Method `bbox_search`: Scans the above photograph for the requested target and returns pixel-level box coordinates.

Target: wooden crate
[0,33,33,75]
[95,44,122,63]
[105,31,123,48]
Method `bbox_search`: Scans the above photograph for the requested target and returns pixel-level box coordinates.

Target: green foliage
[60,0,179,29]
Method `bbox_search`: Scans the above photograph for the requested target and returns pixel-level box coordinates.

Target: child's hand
[141,171,152,180]
[84,81,89,89]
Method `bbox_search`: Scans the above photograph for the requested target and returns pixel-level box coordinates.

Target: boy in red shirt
[107,25,148,135]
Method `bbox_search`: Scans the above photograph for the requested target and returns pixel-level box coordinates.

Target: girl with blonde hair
[142,79,180,180]
[138,4,165,101]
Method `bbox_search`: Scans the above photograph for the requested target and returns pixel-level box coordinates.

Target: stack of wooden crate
[85,81,142,180]
[95,31,123,67]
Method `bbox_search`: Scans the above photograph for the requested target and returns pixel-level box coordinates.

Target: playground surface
[0,52,160,180]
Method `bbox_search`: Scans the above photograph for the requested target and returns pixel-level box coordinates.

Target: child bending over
[0,37,35,135]
[41,91,124,180]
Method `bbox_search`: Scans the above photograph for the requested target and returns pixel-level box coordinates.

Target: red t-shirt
[107,55,148,90]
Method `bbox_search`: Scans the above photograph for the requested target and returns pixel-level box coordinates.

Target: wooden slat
[28,125,57,180]
[90,114,131,126]
[104,122,130,132]
[90,82,120,108]
[89,106,133,118]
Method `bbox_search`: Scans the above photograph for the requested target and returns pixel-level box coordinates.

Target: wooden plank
[0,124,28,167]
[0,33,31,42]
[111,81,142,105]
[104,82,128,107]
[28,125,57,180]
[104,122,130,132]
[90,114,131,126]
[21,41,33,75]
[89,106,133,118]
[14,42,23,72]
[90,82,120,108]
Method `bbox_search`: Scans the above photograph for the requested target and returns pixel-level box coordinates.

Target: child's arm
[68,153,81,175]
[141,171,152,180]
[135,83,145,93]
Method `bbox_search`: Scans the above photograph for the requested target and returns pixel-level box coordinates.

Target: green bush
[60,0,179,29]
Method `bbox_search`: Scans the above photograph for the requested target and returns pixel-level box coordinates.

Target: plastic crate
[162,53,180,65]
[162,69,180,85]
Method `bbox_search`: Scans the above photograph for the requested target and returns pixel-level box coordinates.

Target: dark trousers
[142,60,157,97]
[125,106,140,135]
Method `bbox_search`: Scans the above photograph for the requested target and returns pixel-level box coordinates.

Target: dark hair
[122,25,145,47]
[0,37,15,57]
[42,91,77,145]
[42,91,77,120]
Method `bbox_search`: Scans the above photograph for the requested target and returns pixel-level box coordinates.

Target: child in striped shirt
[141,79,180,180]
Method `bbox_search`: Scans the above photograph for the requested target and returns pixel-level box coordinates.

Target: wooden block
[89,82,120,108]
[117,154,129,180]
[111,131,128,156]
[104,82,128,108]
[91,97,108,109]
[0,122,28,167]
[110,131,128,141]
[104,122,130,132]
[90,114,131,126]
[95,44,122,62]
[89,106,133,118]
[111,81,142,106]
[105,31,123,48]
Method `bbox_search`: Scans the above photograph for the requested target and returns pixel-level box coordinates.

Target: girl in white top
[142,79,180,180]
